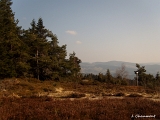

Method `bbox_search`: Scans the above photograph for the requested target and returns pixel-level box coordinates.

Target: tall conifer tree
[0,0,26,78]
[68,52,81,77]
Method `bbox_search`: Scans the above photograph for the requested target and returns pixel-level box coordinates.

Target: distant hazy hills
[80,61,160,79]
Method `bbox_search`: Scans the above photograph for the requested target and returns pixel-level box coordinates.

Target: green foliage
[0,0,29,78]
[82,69,128,85]
[136,63,146,74]
[135,64,159,89]
[105,69,113,83]
[156,72,160,80]
[23,19,82,80]
[67,51,81,77]
[0,1,82,80]
[135,63,146,86]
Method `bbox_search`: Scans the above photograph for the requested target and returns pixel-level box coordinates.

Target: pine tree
[68,52,81,77]
[23,18,69,80]
[156,72,160,80]
[46,32,67,79]
[106,69,113,83]
[156,72,160,87]
[0,0,27,78]
[36,18,49,80]
[24,18,50,80]
[135,64,146,86]
[98,73,104,82]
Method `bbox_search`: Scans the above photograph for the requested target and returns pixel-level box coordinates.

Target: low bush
[63,93,86,98]
[128,93,143,97]
[115,92,125,96]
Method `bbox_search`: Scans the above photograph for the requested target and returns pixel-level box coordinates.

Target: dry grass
[0,78,159,99]
[0,78,57,98]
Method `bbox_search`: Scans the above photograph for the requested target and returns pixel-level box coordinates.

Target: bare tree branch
[115,63,128,80]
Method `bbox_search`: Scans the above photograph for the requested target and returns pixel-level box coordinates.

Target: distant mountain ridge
[80,61,160,79]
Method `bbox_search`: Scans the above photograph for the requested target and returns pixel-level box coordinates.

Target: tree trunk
[37,49,39,80]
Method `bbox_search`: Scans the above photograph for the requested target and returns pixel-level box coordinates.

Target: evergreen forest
[0,0,81,80]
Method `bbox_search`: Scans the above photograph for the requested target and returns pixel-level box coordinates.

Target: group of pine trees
[83,64,160,89]
[0,0,160,89]
[83,69,128,85]
[0,0,81,80]
[135,64,160,89]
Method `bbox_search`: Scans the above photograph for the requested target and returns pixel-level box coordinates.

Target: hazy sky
[11,0,160,63]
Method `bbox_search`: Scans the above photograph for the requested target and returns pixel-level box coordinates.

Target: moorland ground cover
[0,78,160,120]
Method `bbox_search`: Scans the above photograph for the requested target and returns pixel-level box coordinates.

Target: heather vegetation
[0,78,159,119]
[0,97,160,120]
[0,0,160,119]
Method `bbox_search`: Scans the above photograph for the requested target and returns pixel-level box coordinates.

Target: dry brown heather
[0,78,160,120]
[0,97,159,120]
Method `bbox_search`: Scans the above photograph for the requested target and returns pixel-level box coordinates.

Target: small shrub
[64,93,85,98]
[115,92,125,96]
[121,80,128,85]
[145,89,156,94]
[102,93,114,96]
[43,88,52,92]
[128,93,143,97]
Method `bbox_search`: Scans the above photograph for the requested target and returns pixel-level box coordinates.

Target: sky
[11,0,160,63]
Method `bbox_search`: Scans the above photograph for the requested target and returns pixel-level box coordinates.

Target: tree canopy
[0,0,81,80]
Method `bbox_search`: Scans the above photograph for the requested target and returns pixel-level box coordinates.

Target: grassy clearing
[0,78,159,98]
